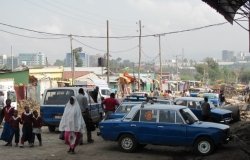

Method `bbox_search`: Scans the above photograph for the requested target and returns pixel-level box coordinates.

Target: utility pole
[106,20,110,85]
[11,46,13,72]
[69,34,74,85]
[158,35,162,90]
[138,20,142,91]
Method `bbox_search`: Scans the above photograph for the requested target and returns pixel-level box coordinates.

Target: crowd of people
[0,99,42,147]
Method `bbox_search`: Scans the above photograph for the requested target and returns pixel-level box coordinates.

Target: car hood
[191,121,229,130]
[211,108,232,114]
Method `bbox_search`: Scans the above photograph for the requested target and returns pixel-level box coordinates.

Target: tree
[75,52,83,67]
[54,59,64,66]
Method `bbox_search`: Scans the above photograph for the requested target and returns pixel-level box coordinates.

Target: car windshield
[101,89,111,96]
[179,108,199,124]
[115,103,140,113]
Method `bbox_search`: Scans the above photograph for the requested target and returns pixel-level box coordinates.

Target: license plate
[54,115,62,119]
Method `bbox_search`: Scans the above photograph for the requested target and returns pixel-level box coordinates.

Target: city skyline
[0,0,248,64]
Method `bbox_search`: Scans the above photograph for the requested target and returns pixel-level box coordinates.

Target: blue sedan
[98,103,231,155]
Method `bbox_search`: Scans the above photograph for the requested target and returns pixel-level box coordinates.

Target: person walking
[102,93,120,118]
[20,106,33,148]
[0,99,15,146]
[59,96,86,154]
[76,88,94,144]
[9,110,21,147]
[32,110,42,146]
[201,97,211,121]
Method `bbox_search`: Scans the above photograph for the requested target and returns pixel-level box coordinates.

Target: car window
[140,109,157,122]
[176,112,184,124]
[159,110,175,123]
[44,89,74,105]
[132,110,140,121]
[175,100,187,106]
[188,101,197,109]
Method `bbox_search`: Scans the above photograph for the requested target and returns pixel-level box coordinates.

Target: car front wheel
[194,137,214,156]
[118,134,137,153]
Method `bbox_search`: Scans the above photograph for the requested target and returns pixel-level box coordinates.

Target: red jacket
[10,116,21,129]
[2,106,14,123]
[102,98,119,111]
[32,116,42,128]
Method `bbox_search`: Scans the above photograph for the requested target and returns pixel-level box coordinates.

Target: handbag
[59,131,64,140]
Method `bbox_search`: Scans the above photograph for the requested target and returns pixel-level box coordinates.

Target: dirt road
[0,121,249,160]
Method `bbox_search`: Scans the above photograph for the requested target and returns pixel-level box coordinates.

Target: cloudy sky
[0,0,248,64]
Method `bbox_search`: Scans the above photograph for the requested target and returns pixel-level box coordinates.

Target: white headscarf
[59,96,86,133]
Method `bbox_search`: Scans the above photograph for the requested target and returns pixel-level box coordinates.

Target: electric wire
[0,19,234,39]
[0,29,67,39]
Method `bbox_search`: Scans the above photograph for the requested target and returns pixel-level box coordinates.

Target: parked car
[174,97,233,123]
[203,93,241,121]
[98,103,231,155]
[40,87,103,132]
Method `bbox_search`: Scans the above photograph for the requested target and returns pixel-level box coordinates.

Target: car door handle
[157,126,164,128]
[130,124,136,127]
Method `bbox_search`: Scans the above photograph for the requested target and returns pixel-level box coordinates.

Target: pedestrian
[32,110,42,146]
[0,99,15,146]
[76,88,94,144]
[201,97,211,121]
[59,96,86,154]
[20,106,33,148]
[102,93,119,118]
[9,110,21,147]
[219,90,226,106]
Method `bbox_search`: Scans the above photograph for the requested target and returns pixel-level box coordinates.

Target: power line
[0,29,67,39]
[0,19,237,39]
[73,38,139,53]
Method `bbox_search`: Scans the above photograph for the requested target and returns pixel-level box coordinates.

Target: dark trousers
[21,125,32,144]
[9,128,20,144]
[83,114,92,141]
[32,133,41,143]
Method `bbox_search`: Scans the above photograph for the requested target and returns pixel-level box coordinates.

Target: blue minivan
[40,87,103,132]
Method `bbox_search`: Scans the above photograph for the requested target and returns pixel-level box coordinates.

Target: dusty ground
[0,121,249,160]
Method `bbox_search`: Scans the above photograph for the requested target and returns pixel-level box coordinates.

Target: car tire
[118,134,137,153]
[48,126,56,132]
[194,137,214,156]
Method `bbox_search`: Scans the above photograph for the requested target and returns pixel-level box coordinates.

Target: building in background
[6,56,19,69]
[19,52,46,66]
[64,52,89,67]
[222,50,234,62]
[0,54,7,67]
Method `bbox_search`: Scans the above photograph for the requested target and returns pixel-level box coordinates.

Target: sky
[0,0,248,64]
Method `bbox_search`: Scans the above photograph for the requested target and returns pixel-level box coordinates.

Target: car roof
[175,97,204,101]
[133,103,186,110]
[45,87,93,91]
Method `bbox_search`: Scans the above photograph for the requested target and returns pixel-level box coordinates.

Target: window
[188,101,197,109]
[140,109,157,122]
[132,110,140,121]
[175,100,187,106]
[44,89,74,105]
[159,110,175,123]
[176,112,184,124]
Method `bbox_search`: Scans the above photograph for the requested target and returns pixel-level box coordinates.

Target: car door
[135,109,158,144]
[156,109,187,145]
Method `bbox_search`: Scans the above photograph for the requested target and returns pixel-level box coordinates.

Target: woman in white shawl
[59,96,86,154]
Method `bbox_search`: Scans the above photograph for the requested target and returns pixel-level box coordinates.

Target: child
[9,110,22,147]
[20,106,33,148]
[32,110,42,146]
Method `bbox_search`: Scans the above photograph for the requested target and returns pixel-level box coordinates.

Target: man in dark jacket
[201,97,211,121]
